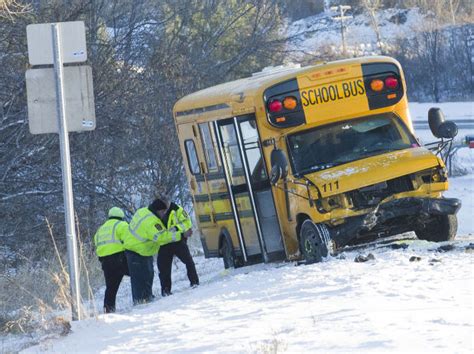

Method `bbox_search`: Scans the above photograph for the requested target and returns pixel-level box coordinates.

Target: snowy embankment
[286,8,425,57]
[22,175,474,353]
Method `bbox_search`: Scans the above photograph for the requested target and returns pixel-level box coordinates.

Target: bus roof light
[385,77,399,89]
[283,96,298,110]
[276,117,286,123]
[370,79,384,92]
[268,99,282,113]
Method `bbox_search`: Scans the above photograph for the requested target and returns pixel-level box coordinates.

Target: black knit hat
[149,198,168,213]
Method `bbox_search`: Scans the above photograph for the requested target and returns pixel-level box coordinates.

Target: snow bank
[445,175,474,236]
[23,235,473,353]
[409,102,474,122]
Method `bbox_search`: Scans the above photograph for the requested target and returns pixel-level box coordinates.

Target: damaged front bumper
[331,197,462,247]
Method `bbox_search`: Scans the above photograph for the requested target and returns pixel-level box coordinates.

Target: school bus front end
[261,57,461,262]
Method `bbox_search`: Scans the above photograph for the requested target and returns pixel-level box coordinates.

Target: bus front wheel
[299,220,332,264]
[415,214,457,242]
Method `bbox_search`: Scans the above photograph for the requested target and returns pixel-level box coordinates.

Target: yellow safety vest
[122,206,192,256]
[122,207,165,256]
[93,219,128,257]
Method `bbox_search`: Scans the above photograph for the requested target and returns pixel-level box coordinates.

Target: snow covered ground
[21,215,474,353]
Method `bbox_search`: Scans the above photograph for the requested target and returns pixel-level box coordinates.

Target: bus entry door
[216,115,285,263]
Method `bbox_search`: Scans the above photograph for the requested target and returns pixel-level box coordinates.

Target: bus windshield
[287,113,417,177]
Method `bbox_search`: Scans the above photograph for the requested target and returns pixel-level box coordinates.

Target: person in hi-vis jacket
[93,207,129,313]
[153,198,199,297]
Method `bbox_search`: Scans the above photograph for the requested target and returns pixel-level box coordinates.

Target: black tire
[221,236,235,269]
[299,220,333,264]
[415,214,457,242]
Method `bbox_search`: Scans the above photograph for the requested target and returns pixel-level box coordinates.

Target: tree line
[0,0,286,263]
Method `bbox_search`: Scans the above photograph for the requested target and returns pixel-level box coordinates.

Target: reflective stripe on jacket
[93,219,128,257]
[122,207,163,256]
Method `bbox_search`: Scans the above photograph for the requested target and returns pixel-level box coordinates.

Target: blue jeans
[125,250,154,305]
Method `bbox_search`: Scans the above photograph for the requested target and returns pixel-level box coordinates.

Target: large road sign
[26,65,96,134]
[26,21,87,65]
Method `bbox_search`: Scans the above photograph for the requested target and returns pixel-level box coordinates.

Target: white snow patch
[319,166,369,180]
[286,8,426,58]
[445,175,474,236]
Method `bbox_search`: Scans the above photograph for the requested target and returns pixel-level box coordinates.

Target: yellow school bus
[173,56,461,267]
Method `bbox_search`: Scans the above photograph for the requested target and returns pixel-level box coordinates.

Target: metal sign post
[331,5,352,56]
[51,23,81,321]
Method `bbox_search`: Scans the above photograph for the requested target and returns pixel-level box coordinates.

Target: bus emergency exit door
[215,115,285,263]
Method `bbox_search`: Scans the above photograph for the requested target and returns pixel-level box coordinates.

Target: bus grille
[348,174,414,209]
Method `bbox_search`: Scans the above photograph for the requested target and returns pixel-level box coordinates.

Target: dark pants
[157,239,199,295]
[99,252,129,313]
[125,250,154,305]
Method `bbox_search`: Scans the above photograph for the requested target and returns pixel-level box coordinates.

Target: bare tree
[0,0,31,20]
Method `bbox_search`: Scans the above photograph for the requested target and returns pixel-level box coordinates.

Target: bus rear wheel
[299,220,332,264]
[221,236,235,269]
[415,214,457,242]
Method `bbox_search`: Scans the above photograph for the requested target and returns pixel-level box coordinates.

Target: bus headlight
[420,167,448,184]
[432,167,448,182]
[319,195,344,212]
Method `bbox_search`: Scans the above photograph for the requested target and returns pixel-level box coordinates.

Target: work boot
[104,306,115,314]
[191,283,199,289]
[161,289,172,297]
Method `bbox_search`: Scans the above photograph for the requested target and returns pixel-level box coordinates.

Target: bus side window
[199,122,219,172]
[185,139,201,175]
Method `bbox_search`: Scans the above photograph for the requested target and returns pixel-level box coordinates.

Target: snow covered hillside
[287,8,425,57]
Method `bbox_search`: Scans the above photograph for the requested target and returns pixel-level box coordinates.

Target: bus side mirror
[270,165,282,185]
[270,149,288,185]
[438,121,458,139]
[428,107,458,139]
